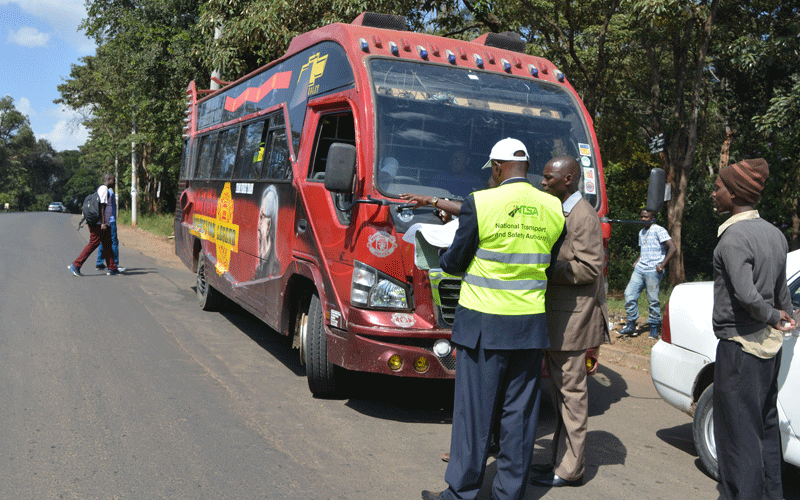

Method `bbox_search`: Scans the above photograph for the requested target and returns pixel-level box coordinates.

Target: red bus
[175,12,609,396]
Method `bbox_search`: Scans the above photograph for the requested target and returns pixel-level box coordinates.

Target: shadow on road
[202,298,457,423]
[212,299,305,377]
[344,375,455,423]
[656,421,800,498]
[656,422,696,457]
[587,363,630,417]
[476,430,626,499]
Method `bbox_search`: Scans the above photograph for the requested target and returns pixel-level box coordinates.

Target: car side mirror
[324,143,357,194]
[646,168,666,213]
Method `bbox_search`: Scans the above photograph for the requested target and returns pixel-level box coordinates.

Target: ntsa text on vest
[494,222,548,232]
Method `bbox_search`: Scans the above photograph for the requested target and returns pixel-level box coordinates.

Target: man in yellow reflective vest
[422,138,566,500]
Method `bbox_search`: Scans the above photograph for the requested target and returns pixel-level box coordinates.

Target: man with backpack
[68,174,120,276]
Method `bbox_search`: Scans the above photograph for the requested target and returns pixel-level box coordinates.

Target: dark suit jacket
[545,196,610,351]
[440,178,564,351]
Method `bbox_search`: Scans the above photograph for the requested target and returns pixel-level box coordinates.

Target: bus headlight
[351,260,410,310]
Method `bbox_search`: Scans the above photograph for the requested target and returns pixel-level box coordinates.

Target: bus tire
[692,383,720,481]
[197,254,224,311]
[302,293,338,397]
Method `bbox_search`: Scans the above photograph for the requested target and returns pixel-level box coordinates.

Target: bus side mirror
[324,143,357,193]
[646,168,666,213]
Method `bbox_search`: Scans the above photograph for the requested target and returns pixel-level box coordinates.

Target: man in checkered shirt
[618,209,676,338]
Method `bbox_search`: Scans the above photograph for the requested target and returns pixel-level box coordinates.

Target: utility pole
[131,122,138,226]
[210,25,222,90]
[114,151,119,209]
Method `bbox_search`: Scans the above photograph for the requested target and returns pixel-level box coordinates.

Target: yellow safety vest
[459,181,565,315]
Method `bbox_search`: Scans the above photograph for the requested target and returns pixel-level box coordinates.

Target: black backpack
[78,191,101,229]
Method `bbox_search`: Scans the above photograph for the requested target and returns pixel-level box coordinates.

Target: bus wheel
[196,254,223,311]
[299,294,338,397]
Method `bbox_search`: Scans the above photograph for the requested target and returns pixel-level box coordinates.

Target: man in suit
[422,138,565,500]
[530,156,610,487]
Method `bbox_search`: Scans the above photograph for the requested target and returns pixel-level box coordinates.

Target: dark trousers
[97,220,119,266]
[444,341,542,500]
[73,224,117,272]
[714,339,782,500]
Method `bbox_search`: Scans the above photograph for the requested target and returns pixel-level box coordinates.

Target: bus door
[296,109,358,305]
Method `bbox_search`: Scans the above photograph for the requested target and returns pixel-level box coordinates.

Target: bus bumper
[327,325,456,379]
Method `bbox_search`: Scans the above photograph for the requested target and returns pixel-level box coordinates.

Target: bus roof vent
[472,32,526,53]
[351,12,408,31]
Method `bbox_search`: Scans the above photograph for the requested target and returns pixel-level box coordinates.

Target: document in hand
[403,219,459,270]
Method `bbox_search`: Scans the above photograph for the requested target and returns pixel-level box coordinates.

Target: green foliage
[117,209,175,237]
[0,97,76,211]
[198,0,419,78]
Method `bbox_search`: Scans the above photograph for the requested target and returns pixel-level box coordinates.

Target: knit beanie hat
[719,158,769,205]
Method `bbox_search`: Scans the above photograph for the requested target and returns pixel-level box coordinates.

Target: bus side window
[233,120,267,180]
[196,133,218,179]
[212,127,239,179]
[262,129,291,180]
[308,112,355,181]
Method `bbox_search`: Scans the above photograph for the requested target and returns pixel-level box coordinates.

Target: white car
[650,249,800,480]
[47,201,66,212]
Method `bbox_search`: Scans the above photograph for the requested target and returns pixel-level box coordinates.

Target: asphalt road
[2,212,798,499]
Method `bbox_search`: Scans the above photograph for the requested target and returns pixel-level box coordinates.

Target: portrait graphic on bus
[255,184,281,278]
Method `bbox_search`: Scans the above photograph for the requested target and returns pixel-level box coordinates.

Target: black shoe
[95,264,106,270]
[421,490,448,500]
[530,463,554,474]
[530,473,582,487]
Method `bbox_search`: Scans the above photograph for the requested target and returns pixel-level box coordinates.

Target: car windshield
[370,59,598,206]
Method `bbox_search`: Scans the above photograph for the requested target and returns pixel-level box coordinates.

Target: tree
[612,0,722,283]
[198,0,420,79]
[711,0,800,250]
[0,96,50,210]
[59,0,208,221]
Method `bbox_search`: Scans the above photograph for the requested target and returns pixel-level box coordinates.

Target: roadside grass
[606,285,674,322]
[117,210,174,237]
[606,284,676,358]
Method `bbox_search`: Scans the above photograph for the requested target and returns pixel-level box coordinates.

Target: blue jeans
[623,267,663,325]
[97,220,119,266]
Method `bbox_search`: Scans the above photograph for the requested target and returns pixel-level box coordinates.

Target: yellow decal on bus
[189,182,240,275]
[298,53,328,96]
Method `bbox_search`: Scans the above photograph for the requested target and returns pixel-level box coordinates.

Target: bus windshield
[371,58,598,206]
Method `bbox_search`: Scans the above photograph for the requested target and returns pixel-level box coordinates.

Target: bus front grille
[437,279,461,326]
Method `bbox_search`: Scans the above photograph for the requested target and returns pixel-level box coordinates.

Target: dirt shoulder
[117,224,185,270]
[117,224,653,370]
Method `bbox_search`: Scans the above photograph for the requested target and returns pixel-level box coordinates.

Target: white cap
[482,138,530,169]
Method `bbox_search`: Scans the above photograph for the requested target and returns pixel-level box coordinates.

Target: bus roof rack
[351,12,408,31]
[473,31,527,53]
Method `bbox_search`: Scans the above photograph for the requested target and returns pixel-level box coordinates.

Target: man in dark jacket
[711,158,795,499]
[421,138,565,500]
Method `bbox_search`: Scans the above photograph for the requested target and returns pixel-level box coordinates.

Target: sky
[1,0,95,152]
